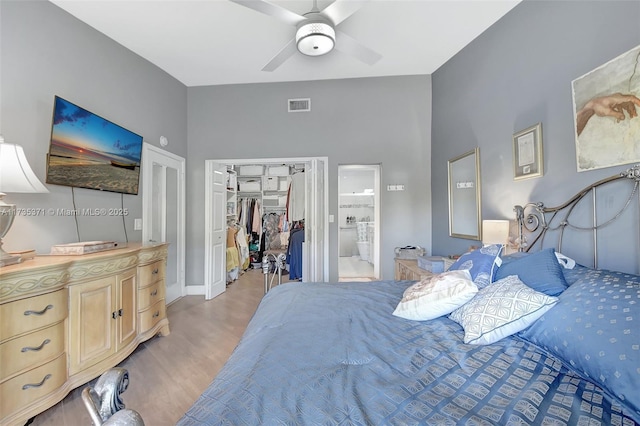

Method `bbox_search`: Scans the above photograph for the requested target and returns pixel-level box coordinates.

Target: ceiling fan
[229,0,382,72]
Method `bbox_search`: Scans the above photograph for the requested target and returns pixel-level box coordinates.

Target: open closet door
[204,161,227,300]
[304,158,328,282]
[141,143,186,304]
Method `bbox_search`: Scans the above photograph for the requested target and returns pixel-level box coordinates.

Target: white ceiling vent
[288,98,311,112]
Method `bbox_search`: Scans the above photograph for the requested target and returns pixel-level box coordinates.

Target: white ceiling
[49,0,521,87]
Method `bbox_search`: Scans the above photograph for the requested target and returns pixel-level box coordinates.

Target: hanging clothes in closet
[237,197,262,247]
[287,171,305,222]
[287,222,304,280]
[238,198,262,262]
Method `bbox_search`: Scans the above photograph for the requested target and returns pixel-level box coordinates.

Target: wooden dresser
[0,243,170,426]
[394,259,433,281]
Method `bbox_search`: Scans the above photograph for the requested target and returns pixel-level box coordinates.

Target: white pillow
[393,270,477,321]
[449,275,558,345]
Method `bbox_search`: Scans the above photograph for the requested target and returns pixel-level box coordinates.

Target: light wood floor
[338,256,375,280]
[30,268,276,426]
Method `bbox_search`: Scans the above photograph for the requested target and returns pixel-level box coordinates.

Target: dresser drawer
[0,353,66,419]
[0,322,65,382]
[139,300,166,333]
[138,260,165,288]
[0,289,68,342]
[138,281,164,311]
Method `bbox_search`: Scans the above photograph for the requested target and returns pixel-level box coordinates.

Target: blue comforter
[178,280,639,425]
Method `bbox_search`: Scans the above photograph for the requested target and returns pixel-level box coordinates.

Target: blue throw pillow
[495,248,568,296]
[448,244,502,289]
[518,268,640,418]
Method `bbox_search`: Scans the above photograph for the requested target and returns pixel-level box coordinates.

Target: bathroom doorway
[338,164,380,281]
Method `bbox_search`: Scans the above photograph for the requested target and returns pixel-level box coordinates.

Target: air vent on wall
[288,98,311,112]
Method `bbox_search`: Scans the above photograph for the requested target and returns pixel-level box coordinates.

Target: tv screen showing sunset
[46,96,143,195]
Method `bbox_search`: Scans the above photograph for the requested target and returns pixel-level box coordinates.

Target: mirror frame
[448,148,481,240]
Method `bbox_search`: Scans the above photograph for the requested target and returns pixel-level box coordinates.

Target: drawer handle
[152,268,159,274]
[152,311,160,318]
[24,305,53,316]
[22,339,51,353]
[118,308,123,317]
[150,289,158,296]
[22,374,52,390]
[112,311,117,320]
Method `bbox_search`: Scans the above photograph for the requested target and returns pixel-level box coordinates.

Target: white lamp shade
[0,137,49,193]
[482,219,509,246]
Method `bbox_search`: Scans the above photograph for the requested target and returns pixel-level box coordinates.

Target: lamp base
[0,248,22,267]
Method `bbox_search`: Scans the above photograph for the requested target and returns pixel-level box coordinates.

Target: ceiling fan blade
[321,0,368,26]
[229,0,305,26]
[262,39,298,72]
[334,30,381,66]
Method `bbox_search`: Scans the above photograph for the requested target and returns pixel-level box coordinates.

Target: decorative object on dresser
[0,135,49,267]
[512,122,543,180]
[393,246,425,260]
[416,255,443,273]
[50,240,119,255]
[0,242,169,426]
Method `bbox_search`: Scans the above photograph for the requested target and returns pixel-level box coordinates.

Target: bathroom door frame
[338,164,381,280]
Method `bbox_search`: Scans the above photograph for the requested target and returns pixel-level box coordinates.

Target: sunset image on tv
[46,96,143,195]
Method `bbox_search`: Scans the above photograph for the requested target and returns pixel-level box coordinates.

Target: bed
[179,165,640,426]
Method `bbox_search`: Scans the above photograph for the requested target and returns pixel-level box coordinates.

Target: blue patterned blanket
[179,276,639,425]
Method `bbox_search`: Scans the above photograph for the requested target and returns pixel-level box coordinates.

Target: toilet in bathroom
[356,241,370,262]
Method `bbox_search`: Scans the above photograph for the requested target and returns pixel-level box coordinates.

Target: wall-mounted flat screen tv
[46,96,143,195]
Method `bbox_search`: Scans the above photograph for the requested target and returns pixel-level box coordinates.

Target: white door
[204,161,227,300]
[141,143,186,304]
[304,158,328,282]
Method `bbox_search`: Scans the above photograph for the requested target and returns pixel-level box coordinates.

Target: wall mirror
[448,148,481,240]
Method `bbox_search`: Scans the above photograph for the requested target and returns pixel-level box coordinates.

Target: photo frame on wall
[512,123,543,181]
[571,44,640,172]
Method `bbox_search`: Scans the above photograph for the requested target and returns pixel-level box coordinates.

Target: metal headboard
[514,164,640,270]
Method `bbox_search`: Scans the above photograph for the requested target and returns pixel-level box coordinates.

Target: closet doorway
[204,157,328,300]
[338,164,380,281]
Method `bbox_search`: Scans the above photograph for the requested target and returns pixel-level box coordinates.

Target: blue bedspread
[178,280,639,425]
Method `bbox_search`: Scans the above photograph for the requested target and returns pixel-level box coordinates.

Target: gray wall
[432,0,640,273]
[187,76,432,284]
[1,0,187,254]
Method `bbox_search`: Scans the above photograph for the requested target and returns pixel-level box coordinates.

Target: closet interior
[225,163,306,285]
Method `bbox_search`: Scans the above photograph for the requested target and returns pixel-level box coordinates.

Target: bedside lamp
[0,135,49,267]
[482,220,510,247]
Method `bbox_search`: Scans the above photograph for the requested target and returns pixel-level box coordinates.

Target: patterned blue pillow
[495,248,569,296]
[448,244,503,289]
[519,268,640,418]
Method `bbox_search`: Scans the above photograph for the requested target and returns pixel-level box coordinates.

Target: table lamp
[482,219,510,247]
[0,135,49,267]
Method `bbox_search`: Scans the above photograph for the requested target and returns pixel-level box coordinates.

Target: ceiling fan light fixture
[296,20,335,57]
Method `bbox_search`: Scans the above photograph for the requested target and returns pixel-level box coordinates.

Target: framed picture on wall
[571,44,640,172]
[512,123,543,181]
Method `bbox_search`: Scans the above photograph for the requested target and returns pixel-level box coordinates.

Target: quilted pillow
[449,275,558,345]
[393,270,477,321]
[519,268,640,417]
[495,248,569,296]
[448,244,503,289]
